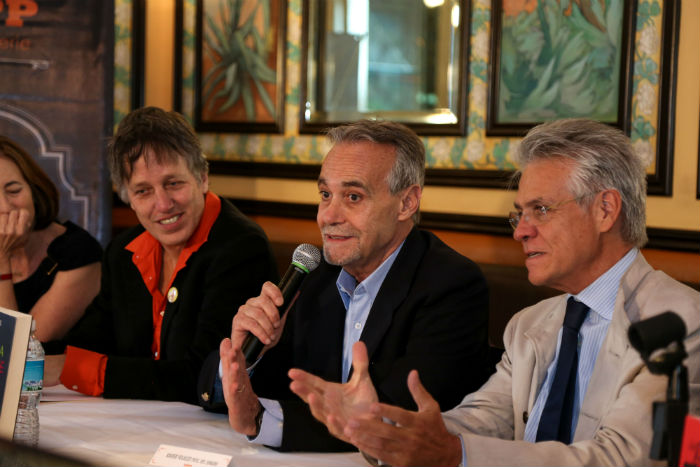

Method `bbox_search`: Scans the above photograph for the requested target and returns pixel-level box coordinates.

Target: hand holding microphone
[236,244,321,367]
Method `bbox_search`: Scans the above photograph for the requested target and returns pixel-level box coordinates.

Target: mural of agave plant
[498,0,624,123]
[202,0,276,120]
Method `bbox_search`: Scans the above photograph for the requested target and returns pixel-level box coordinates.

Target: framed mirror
[300,0,468,136]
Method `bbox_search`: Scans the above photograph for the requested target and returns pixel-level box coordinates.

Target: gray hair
[109,107,208,201]
[514,118,647,247]
[326,120,425,223]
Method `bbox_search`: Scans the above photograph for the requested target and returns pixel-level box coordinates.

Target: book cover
[0,306,32,441]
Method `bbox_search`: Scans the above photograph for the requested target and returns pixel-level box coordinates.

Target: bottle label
[22,360,44,392]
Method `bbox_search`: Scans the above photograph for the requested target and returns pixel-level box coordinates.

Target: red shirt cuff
[61,346,107,396]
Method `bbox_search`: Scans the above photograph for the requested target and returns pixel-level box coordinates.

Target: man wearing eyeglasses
[288,118,699,466]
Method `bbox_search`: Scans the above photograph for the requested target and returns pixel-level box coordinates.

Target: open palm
[289,341,379,442]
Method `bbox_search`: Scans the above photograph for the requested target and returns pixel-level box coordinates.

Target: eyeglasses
[508,197,583,230]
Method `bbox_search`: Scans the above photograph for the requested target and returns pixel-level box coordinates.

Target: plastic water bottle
[13,320,44,447]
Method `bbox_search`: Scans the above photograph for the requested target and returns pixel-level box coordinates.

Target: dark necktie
[536,297,590,444]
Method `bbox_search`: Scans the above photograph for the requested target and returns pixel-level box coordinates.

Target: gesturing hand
[289,341,379,443]
[342,370,462,467]
[220,338,261,436]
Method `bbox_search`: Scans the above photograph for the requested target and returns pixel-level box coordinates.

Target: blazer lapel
[522,296,567,410]
[574,254,652,441]
[307,267,347,381]
[573,289,630,440]
[360,228,427,360]
[360,227,426,360]
[159,278,182,357]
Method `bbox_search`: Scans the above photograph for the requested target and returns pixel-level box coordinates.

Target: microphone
[241,243,321,366]
[628,311,686,360]
[628,311,689,466]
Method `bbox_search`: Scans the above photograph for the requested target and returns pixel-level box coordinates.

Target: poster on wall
[0,0,114,245]
[193,0,286,133]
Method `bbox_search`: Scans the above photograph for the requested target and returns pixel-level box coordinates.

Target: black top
[13,221,103,354]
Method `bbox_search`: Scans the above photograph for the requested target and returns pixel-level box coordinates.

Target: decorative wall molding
[0,104,91,230]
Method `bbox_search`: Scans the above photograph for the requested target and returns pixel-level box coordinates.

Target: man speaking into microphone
[197,120,492,451]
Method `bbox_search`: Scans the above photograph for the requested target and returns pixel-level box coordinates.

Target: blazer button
[523,411,529,423]
[201,392,210,402]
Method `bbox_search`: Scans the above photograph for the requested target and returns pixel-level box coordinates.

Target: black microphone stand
[644,341,688,467]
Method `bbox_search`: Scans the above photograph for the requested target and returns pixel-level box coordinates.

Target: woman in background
[0,136,102,354]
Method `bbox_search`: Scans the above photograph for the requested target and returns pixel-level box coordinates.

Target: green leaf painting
[202,0,277,121]
[497,0,624,123]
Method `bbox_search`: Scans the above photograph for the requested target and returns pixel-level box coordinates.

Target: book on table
[0,306,32,441]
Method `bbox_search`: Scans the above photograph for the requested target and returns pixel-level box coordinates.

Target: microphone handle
[241,265,308,366]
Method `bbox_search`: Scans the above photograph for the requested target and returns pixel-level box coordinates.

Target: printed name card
[149,444,232,467]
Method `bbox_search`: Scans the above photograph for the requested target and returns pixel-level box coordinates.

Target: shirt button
[154,351,158,357]
[354,322,361,330]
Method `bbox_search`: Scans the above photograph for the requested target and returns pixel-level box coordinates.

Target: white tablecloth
[38,386,365,467]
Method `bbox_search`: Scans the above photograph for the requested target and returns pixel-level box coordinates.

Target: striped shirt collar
[572,248,638,321]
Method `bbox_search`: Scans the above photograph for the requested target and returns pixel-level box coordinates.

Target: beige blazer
[443,253,699,466]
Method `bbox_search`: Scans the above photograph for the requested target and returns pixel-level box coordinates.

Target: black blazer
[66,197,278,403]
[199,228,490,451]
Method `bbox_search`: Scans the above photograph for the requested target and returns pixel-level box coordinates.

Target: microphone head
[291,243,321,273]
[628,311,686,357]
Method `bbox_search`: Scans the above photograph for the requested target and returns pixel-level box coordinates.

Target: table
[38,386,366,467]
